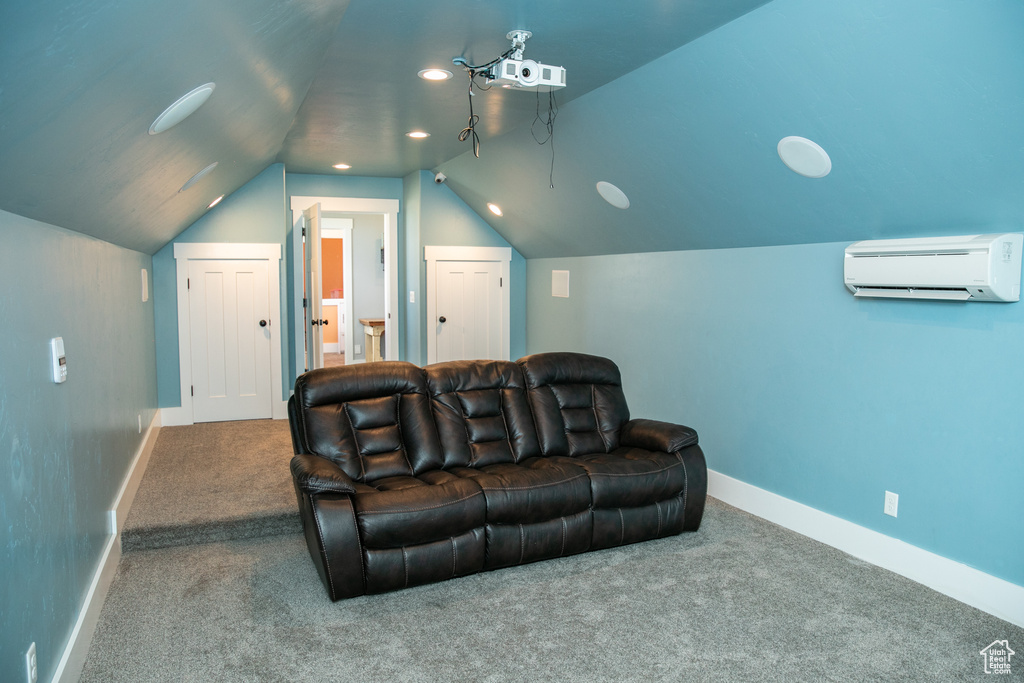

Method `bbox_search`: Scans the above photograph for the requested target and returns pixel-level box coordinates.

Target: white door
[435,260,503,362]
[303,203,324,370]
[188,259,273,422]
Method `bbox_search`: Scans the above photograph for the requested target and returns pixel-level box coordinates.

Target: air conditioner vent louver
[844,233,1022,302]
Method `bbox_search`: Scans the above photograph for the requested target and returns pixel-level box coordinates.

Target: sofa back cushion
[291,362,444,482]
[425,360,541,468]
[518,352,630,458]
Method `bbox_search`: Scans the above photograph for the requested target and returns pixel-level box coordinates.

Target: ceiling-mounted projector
[487,58,566,90]
[484,30,566,91]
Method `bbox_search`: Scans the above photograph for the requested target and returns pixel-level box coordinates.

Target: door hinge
[191,385,194,397]
[302,227,306,237]
[303,297,307,308]
[187,278,190,290]
[500,277,503,287]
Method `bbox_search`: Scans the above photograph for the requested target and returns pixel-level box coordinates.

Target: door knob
[439,316,447,323]
[259,320,267,327]
[311,319,319,326]
[321,319,328,326]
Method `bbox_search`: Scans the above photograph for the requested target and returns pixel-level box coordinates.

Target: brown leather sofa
[288,352,707,600]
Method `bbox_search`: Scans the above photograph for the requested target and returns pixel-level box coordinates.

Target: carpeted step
[120,510,301,551]
[121,420,299,552]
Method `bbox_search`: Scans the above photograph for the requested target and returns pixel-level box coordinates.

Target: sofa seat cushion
[453,457,591,525]
[352,471,485,549]
[574,448,686,509]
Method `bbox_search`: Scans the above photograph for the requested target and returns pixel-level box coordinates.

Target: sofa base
[364,528,485,594]
[591,495,686,551]
[484,509,592,570]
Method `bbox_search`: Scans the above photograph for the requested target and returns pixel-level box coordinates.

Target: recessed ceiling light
[207,195,224,209]
[178,162,218,193]
[596,181,630,209]
[777,136,832,178]
[406,131,430,139]
[418,69,453,81]
[487,203,503,216]
[332,163,351,170]
[149,83,216,135]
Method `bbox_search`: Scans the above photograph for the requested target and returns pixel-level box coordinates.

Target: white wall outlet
[26,642,37,683]
[355,344,362,355]
[884,491,899,518]
[409,290,415,303]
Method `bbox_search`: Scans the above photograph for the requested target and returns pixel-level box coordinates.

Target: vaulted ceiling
[2,0,1022,257]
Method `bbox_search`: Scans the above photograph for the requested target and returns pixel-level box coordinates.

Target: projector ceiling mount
[506,30,531,60]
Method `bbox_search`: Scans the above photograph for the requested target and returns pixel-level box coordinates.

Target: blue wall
[154,164,289,407]
[406,170,527,365]
[0,209,157,683]
[157,167,519,403]
[402,171,424,363]
[527,243,1024,587]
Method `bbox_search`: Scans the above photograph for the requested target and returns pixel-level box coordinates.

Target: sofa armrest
[290,454,357,495]
[620,418,698,453]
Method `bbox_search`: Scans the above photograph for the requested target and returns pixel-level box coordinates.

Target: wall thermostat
[51,337,67,383]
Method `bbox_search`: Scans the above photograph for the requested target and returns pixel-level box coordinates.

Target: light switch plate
[26,642,37,683]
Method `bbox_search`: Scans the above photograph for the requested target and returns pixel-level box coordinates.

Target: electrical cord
[531,89,558,187]
[453,49,514,73]
[458,77,482,158]
[454,49,515,158]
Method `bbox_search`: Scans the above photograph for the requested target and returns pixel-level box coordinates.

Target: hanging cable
[453,49,514,158]
[531,89,558,188]
[457,76,481,158]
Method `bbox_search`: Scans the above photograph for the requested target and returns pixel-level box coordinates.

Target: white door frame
[425,245,511,364]
[166,242,285,426]
[291,196,399,377]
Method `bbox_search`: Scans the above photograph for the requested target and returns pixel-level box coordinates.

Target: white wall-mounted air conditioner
[844,233,1023,302]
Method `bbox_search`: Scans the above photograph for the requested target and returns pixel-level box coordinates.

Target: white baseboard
[159,405,192,426]
[51,412,162,683]
[112,412,161,533]
[323,342,341,353]
[707,469,1024,628]
[162,401,290,425]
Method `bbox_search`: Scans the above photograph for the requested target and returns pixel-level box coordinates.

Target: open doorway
[319,213,387,367]
[319,220,349,367]
[290,196,399,378]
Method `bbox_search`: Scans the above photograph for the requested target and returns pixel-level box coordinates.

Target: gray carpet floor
[120,420,298,550]
[84,420,1023,681]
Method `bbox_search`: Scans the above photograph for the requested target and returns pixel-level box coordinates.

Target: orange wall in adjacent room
[322,238,344,299]
[322,304,339,344]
